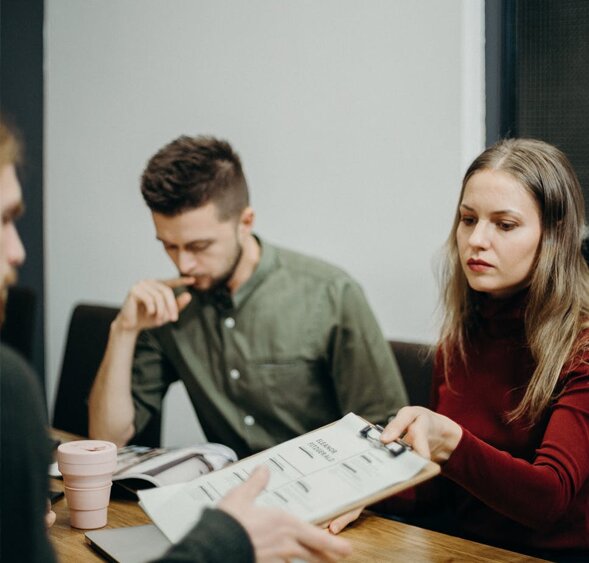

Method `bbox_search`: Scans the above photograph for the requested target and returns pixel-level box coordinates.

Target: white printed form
[139,413,428,544]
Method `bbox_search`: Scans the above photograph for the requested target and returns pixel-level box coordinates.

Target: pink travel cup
[56,440,117,529]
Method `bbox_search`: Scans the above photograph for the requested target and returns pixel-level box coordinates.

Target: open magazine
[111,443,237,494]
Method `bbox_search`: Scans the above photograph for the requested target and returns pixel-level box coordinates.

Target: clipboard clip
[359,423,411,458]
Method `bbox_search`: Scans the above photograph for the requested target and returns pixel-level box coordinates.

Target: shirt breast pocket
[252,360,332,418]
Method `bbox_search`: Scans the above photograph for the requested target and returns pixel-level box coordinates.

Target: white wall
[45,0,484,446]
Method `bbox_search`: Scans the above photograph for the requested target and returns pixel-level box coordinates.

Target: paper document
[112,442,236,492]
[139,413,436,544]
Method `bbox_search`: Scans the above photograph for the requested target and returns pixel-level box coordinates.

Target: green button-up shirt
[132,238,407,458]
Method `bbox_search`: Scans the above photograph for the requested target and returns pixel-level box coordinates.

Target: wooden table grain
[49,486,547,562]
[49,430,547,562]
[341,513,548,562]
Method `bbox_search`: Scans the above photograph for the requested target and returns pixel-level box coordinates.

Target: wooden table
[49,431,547,562]
[48,483,548,562]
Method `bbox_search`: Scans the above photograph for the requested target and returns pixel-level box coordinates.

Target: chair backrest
[389,340,434,407]
[582,236,589,265]
[52,303,161,447]
[0,285,36,361]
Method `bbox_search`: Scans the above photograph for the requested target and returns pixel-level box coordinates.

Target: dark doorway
[0,0,45,383]
[486,0,589,214]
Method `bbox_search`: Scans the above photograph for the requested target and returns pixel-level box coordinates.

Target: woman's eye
[498,222,516,231]
[460,216,476,226]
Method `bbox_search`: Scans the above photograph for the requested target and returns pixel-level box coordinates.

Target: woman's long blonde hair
[439,138,589,424]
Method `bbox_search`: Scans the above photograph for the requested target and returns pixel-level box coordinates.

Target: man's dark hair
[140,135,249,219]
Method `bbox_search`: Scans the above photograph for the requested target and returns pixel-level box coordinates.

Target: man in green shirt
[89,135,407,456]
[1,117,351,563]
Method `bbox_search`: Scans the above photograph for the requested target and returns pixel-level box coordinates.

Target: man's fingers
[278,517,352,561]
[131,285,158,316]
[239,465,270,500]
[138,282,176,323]
[160,284,181,320]
[222,465,270,506]
[117,277,196,332]
[298,522,352,558]
[176,291,192,313]
[156,278,193,320]
[163,276,196,288]
[278,539,316,563]
[132,281,184,322]
[45,504,56,528]
[303,543,351,563]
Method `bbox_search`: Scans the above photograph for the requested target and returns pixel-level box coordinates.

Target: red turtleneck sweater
[384,291,589,554]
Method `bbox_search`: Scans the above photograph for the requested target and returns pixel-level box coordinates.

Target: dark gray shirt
[156,508,253,562]
[132,238,407,457]
[0,344,57,563]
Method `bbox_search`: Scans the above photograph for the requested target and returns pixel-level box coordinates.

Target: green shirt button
[244,415,255,426]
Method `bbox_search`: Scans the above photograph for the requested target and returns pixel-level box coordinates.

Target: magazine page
[114,443,237,488]
[139,413,436,544]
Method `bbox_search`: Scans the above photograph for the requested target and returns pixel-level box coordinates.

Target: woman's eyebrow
[460,203,522,217]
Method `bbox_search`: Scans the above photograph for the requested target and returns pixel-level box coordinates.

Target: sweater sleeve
[442,366,589,530]
[154,508,254,563]
[0,345,57,563]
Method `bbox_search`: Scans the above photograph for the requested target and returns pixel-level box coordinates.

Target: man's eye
[188,244,211,253]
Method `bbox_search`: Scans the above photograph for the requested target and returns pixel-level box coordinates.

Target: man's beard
[192,242,243,297]
[0,269,17,326]
[0,288,6,326]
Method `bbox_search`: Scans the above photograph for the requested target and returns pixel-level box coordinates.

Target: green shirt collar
[233,235,277,309]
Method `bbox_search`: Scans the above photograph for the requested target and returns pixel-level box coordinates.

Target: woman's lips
[467,258,493,272]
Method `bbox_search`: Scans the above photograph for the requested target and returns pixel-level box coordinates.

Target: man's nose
[7,223,26,267]
[177,250,197,273]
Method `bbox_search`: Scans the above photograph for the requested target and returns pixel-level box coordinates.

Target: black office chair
[582,236,589,265]
[0,285,37,361]
[389,340,433,407]
[52,303,161,447]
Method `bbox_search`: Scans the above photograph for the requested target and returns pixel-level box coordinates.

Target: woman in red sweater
[338,139,589,561]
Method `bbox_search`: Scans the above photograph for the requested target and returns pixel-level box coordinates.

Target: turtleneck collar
[470,288,529,340]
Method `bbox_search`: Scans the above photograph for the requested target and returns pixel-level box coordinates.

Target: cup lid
[57,440,117,465]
